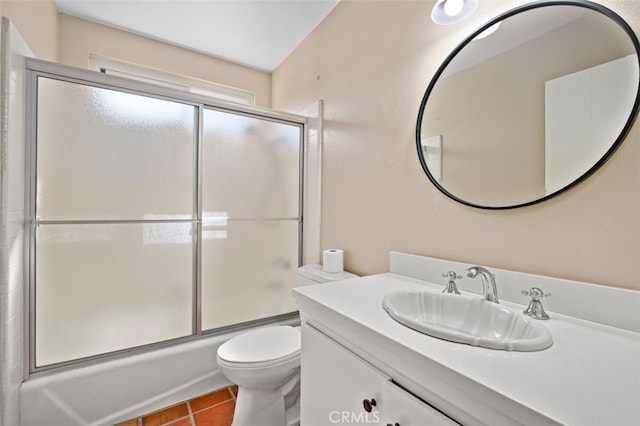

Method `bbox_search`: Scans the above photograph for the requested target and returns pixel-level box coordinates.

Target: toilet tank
[296,264,359,287]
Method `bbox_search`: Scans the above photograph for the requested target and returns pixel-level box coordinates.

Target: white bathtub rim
[21,318,299,426]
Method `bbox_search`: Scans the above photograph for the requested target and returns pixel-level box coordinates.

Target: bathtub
[20,319,298,426]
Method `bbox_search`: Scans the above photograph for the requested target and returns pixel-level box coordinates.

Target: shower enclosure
[26,59,304,371]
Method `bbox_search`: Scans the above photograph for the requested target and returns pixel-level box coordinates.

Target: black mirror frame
[416,0,640,210]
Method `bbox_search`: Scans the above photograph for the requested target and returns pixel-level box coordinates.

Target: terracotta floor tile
[193,400,235,426]
[115,420,138,426]
[167,416,194,426]
[142,404,189,426]
[190,388,234,413]
[230,386,238,398]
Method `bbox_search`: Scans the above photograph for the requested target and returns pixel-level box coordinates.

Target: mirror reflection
[417,2,640,208]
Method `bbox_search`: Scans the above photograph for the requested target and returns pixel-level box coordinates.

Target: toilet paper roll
[322,249,344,273]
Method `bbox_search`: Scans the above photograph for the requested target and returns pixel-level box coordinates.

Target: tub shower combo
[18,58,306,425]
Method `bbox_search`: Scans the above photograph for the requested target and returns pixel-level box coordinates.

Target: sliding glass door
[201,109,301,330]
[29,64,303,370]
[34,78,196,367]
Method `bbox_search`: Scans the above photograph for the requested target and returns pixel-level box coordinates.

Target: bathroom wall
[0,1,272,107]
[272,0,640,291]
[57,13,273,108]
[0,0,57,61]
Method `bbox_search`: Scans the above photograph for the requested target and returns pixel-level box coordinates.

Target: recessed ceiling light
[431,0,478,25]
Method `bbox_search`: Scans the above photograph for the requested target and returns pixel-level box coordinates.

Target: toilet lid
[218,326,301,364]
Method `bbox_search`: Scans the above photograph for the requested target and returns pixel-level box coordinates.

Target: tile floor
[116,385,237,426]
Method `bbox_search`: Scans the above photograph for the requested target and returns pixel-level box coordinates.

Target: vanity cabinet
[301,324,458,425]
[383,380,458,426]
[295,254,640,425]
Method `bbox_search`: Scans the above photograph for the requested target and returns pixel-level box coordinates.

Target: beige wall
[0,1,271,107]
[3,0,638,290]
[272,0,640,291]
[58,14,272,108]
[0,0,58,61]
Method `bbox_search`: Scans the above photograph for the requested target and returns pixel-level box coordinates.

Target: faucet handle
[522,287,551,320]
[441,271,462,294]
[442,271,462,280]
[522,287,551,300]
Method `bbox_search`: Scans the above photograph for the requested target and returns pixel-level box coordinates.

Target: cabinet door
[301,324,389,425]
[384,381,459,426]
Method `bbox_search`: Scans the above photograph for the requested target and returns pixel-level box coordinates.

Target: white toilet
[216,264,358,426]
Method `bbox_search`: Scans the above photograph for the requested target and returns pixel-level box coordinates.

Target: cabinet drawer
[301,325,389,425]
[384,381,459,426]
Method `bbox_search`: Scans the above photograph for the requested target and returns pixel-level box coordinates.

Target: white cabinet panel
[301,325,388,425]
[384,381,458,426]
[301,324,459,426]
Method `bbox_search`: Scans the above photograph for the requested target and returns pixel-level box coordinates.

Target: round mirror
[416,0,640,209]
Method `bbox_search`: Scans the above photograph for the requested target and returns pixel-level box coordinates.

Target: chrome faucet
[522,287,551,319]
[441,271,461,294]
[465,266,499,303]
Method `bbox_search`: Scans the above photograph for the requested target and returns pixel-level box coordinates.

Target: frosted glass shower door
[201,108,301,330]
[34,78,196,366]
[35,223,194,366]
[29,66,306,370]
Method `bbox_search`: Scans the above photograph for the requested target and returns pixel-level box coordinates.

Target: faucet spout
[466,266,499,303]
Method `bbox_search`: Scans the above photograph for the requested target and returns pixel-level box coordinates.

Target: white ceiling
[55,0,340,72]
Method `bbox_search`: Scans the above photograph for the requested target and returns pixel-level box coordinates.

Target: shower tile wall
[0,18,32,426]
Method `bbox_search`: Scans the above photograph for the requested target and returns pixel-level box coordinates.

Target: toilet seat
[218,326,301,368]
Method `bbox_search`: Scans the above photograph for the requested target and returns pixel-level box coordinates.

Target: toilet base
[231,387,283,426]
[231,388,299,426]
[285,399,300,426]
[231,374,300,426]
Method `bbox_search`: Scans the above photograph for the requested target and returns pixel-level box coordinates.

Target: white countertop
[294,273,640,425]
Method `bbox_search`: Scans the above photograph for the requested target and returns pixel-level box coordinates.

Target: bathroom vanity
[294,252,640,425]
[302,323,457,425]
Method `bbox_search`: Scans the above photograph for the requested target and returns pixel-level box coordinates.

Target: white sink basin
[382,291,553,351]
